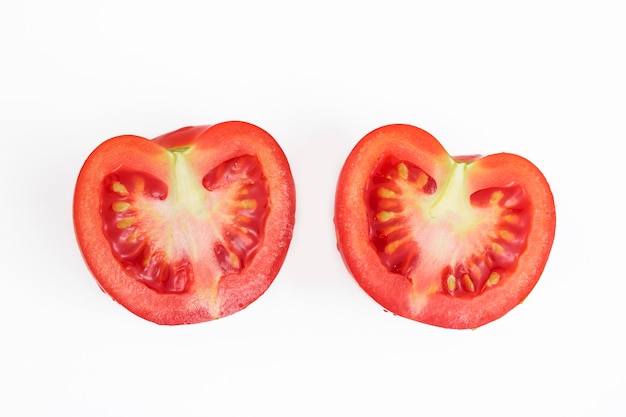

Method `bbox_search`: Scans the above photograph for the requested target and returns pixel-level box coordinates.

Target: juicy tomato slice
[334,124,556,329]
[74,122,296,325]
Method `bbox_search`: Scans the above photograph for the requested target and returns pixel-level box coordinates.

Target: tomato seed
[116,218,135,229]
[486,272,501,287]
[446,275,457,292]
[112,181,129,196]
[461,274,475,292]
[112,201,131,212]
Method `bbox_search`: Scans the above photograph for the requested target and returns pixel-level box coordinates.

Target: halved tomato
[74,122,296,325]
[334,124,555,329]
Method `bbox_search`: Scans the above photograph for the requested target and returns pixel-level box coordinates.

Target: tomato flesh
[74,122,295,325]
[335,124,555,329]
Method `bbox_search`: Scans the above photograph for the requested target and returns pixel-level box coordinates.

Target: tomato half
[74,122,296,325]
[334,124,555,329]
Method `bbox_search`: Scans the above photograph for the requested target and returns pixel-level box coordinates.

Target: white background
[2,1,624,416]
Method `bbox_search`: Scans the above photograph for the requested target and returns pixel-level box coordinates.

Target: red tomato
[74,122,296,325]
[334,124,556,329]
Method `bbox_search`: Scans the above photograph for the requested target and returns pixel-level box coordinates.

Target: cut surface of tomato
[334,124,555,329]
[74,122,296,325]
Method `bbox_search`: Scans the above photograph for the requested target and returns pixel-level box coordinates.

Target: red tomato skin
[74,121,295,325]
[334,124,556,329]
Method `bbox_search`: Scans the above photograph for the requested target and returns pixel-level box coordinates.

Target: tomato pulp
[334,124,555,329]
[74,122,296,325]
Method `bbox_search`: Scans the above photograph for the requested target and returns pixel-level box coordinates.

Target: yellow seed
[126,230,138,243]
[112,181,128,196]
[377,211,395,222]
[230,252,240,268]
[378,187,396,198]
[503,213,519,223]
[112,201,131,212]
[462,274,475,292]
[384,240,401,254]
[446,275,457,292]
[116,218,135,229]
[415,172,428,189]
[492,242,505,255]
[240,199,257,210]
[469,263,482,280]
[240,188,249,196]
[240,226,248,234]
[487,272,501,287]
[397,163,409,180]
[499,229,515,241]
[490,190,504,204]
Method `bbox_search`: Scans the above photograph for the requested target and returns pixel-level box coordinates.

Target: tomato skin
[334,124,556,329]
[74,122,295,325]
